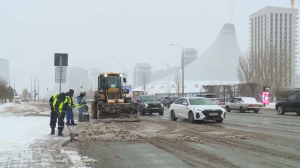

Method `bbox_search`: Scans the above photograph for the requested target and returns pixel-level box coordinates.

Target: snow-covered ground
[265,102,276,109]
[0,116,51,150]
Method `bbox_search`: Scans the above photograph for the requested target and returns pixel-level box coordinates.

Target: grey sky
[0,0,299,97]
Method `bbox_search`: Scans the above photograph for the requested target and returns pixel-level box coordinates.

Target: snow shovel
[56,111,77,141]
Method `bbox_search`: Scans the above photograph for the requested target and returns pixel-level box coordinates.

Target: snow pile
[265,102,276,108]
[0,103,14,112]
[78,123,145,142]
[0,103,50,114]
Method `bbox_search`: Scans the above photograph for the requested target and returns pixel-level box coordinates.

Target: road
[70,107,300,168]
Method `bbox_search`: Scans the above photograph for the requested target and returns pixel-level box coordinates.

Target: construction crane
[291,0,295,9]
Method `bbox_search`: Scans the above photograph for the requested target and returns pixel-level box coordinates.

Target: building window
[271,13,273,17]
[276,13,278,17]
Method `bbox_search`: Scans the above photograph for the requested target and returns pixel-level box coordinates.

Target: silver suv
[225,97,263,113]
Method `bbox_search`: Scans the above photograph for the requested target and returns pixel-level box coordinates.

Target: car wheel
[254,109,259,113]
[240,107,245,113]
[188,112,195,123]
[277,105,285,115]
[216,119,223,123]
[171,110,177,121]
[226,106,231,112]
[159,111,163,116]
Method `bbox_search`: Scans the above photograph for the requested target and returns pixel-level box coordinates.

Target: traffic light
[47,88,48,91]
[80,86,83,89]
[263,86,270,92]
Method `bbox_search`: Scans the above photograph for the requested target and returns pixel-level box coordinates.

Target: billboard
[262,92,269,104]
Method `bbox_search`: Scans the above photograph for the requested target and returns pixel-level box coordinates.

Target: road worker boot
[71,120,77,125]
[78,114,83,122]
[58,130,63,136]
[51,128,55,135]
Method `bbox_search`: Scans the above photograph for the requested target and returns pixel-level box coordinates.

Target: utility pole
[38,74,39,102]
[31,76,32,102]
[170,44,185,97]
[34,76,36,102]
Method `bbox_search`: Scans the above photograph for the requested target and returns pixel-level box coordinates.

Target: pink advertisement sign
[262,92,269,104]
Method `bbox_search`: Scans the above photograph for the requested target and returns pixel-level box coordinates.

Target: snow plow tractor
[91,72,139,122]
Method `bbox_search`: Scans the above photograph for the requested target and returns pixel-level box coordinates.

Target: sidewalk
[0,115,92,168]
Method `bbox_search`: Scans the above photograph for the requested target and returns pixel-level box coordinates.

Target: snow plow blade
[98,103,140,122]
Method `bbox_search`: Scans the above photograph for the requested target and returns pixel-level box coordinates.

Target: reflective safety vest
[66,96,75,108]
[77,98,85,108]
[53,94,68,114]
[52,94,58,111]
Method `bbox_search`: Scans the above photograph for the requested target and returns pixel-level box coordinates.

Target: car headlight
[145,103,148,108]
[194,108,203,112]
[161,103,163,107]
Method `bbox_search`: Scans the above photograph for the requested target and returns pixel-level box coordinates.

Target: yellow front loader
[91,72,139,122]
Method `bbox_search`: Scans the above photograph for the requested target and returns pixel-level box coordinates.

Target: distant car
[169,97,225,123]
[161,97,171,106]
[13,97,21,104]
[275,92,300,115]
[21,99,29,102]
[195,94,219,105]
[225,97,263,113]
[134,95,164,116]
[166,97,181,108]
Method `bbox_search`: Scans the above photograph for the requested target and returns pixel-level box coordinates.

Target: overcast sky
[0,0,299,97]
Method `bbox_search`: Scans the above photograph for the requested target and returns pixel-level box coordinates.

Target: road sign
[262,92,270,104]
[55,67,67,83]
[54,53,68,66]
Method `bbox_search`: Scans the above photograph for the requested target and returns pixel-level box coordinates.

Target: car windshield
[140,96,158,102]
[242,98,257,103]
[171,97,180,101]
[189,98,214,105]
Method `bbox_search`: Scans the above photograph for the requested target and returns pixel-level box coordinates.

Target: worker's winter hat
[69,89,74,94]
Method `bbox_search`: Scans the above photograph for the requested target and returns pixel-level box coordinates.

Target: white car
[169,97,226,123]
[225,97,263,113]
[13,97,21,104]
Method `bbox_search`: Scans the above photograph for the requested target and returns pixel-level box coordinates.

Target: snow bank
[0,103,15,112]
[0,117,51,150]
[264,102,276,109]
[78,123,144,142]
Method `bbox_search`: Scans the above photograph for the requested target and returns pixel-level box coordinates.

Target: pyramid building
[134,23,241,95]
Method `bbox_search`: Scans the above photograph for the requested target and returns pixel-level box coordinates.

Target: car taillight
[259,105,263,107]
[248,104,253,107]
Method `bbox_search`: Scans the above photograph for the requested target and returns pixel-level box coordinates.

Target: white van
[13,96,21,104]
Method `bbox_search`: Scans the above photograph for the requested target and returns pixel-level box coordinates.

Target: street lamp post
[170,44,184,97]
[118,63,127,90]
[9,67,22,96]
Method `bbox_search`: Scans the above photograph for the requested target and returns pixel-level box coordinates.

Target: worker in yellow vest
[49,92,68,136]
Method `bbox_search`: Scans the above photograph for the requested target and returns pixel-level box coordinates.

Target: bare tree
[238,52,259,97]
[202,85,217,93]
[165,84,171,97]
[22,88,29,99]
[174,72,181,96]
[0,78,8,104]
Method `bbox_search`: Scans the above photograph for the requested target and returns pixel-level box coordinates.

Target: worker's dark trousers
[50,111,65,131]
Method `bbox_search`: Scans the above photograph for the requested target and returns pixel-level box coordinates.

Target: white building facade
[250,6,298,87]
[133,63,152,88]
